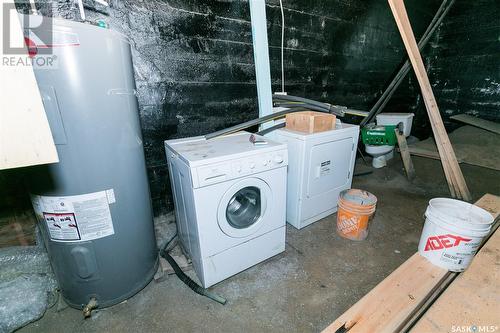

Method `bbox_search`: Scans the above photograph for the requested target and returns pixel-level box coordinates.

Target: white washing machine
[164,132,288,287]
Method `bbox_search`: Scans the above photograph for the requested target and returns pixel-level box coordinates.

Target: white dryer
[273,122,359,229]
[165,132,288,287]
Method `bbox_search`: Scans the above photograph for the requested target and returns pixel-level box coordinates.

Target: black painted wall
[4,0,497,220]
[428,0,500,132]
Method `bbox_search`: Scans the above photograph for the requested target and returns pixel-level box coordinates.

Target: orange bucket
[336,189,377,241]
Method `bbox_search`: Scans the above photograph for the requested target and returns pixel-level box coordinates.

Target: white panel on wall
[0,0,58,170]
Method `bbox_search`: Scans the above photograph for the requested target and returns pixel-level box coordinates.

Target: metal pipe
[344,108,369,117]
[28,0,38,14]
[370,0,455,121]
[250,0,273,123]
[360,0,455,126]
[83,297,98,318]
[77,0,86,21]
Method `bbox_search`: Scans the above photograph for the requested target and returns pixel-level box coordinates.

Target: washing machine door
[217,177,271,238]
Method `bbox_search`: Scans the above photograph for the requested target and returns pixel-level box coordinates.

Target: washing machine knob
[263,159,268,166]
[249,162,256,169]
[274,155,284,164]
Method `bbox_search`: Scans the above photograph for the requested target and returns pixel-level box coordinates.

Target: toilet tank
[376,113,414,137]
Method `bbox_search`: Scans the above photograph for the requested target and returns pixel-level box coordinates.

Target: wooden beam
[387,0,471,201]
[322,194,500,333]
[450,114,500,135]
[322,253,447,333]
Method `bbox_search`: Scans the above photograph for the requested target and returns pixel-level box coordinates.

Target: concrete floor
[20,156,499,333]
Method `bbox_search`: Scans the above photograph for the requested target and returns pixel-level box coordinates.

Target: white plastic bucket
[418,198,494,272]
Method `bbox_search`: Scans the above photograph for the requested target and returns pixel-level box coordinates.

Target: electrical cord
[159,232,227,305]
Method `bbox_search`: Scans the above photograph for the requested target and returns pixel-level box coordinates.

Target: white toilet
[365,144,395,168]
[365,113,414,168]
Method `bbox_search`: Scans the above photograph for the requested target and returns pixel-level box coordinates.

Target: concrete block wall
[9,0,443,218]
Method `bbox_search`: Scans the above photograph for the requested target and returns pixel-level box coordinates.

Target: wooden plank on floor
[321,194,500,333]
[405,126,500,171]
[474,193,500,220]
[406,147,464,163]
[411,228,500,332]
[407,147,443,161]
[322,253,447,333]
[451,114,500,135]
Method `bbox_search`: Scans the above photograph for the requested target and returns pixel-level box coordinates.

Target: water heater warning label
[44,212,80,241]
[31,191,115,242]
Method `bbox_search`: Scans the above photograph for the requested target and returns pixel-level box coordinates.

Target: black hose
[276,102,369,118]
[354,170,373,177]
[161,231,178,252]
[273,94,346,117]
[159,233,227,305]
[274,101,350,117]
[256,122,286,136]
[277,102,335,114]
[205,94,362,140]
[273,94,332,110]
[205,107,308,140]
[274,102,329,113]
[360,0,455,126]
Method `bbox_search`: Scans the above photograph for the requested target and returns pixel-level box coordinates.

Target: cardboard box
[285,111,336,134]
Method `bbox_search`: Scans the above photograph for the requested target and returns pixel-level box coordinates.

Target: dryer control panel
[194,149,288,188]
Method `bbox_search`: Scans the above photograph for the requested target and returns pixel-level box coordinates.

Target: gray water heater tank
[23,15,158,309]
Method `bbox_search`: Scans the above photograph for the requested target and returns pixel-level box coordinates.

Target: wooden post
[394,128,416,181]
[387,0,471,201]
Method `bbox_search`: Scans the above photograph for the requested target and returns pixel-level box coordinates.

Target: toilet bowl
[364,113,414,169]
[365,144,394,168]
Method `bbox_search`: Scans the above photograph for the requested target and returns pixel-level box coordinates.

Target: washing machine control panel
[196,150,288,187]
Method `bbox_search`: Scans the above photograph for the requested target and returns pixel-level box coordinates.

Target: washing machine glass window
[218,177,271,238]
[226,186,261,229]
